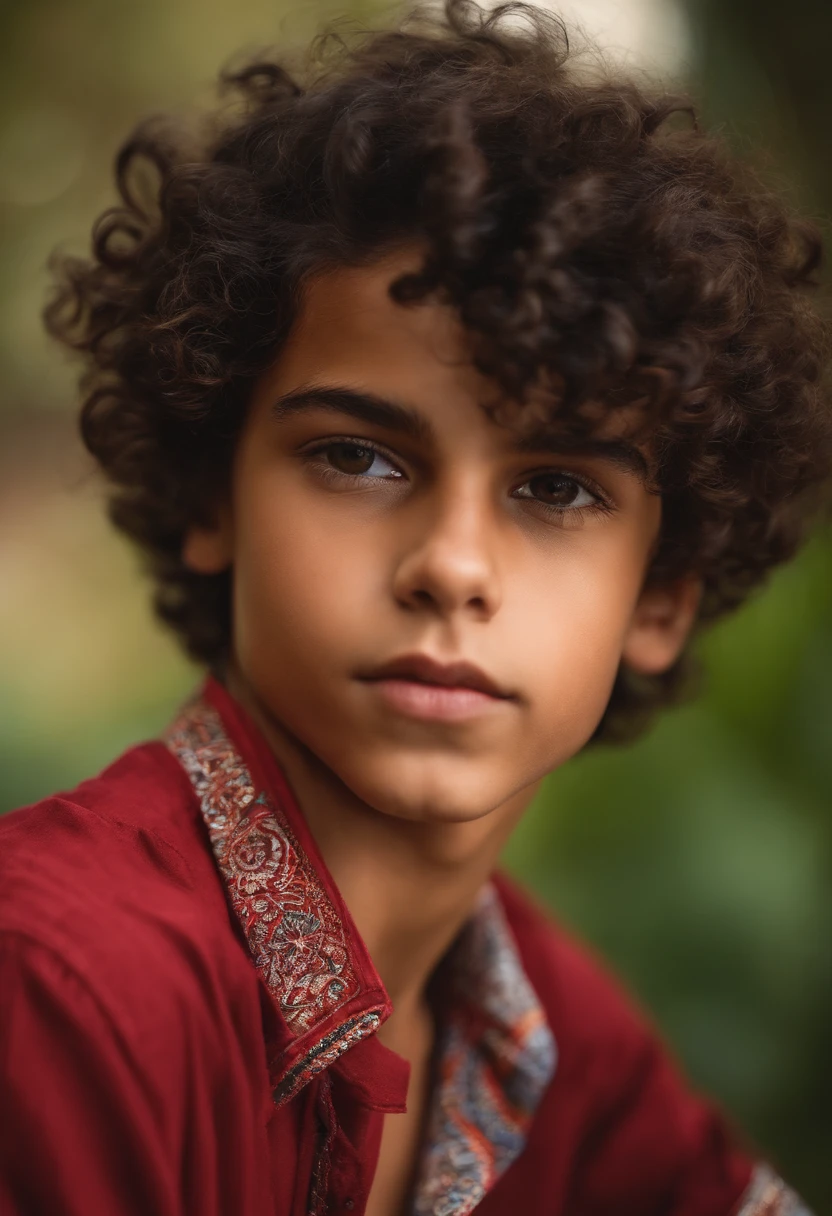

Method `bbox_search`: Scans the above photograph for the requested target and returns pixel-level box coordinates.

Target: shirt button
[344,1201,355,1211]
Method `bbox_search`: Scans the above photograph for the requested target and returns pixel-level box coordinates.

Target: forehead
[274,249,488,401]
[265,249,652,462]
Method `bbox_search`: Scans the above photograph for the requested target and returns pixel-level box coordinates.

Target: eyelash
[300,437,615,521]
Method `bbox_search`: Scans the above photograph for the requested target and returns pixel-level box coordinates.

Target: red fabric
[0,679,756,1216]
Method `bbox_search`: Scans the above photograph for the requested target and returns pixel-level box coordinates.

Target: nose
[391,484,502,621]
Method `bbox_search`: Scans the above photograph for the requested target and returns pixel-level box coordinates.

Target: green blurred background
[1,0,830,1206]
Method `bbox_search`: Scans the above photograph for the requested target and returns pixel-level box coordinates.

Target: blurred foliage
[0,0,830,1209]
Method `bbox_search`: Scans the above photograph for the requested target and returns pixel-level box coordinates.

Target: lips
[357,653,513,700]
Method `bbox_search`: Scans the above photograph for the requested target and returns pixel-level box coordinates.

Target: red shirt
[0,679,807,1216]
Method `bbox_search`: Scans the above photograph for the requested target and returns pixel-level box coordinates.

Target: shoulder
[492,869,670,1133]
[0,743,274,1208]
[493,871,756,1213]
[0,740,204,932]
[0,741,250,1052]
[493,869,651,1058]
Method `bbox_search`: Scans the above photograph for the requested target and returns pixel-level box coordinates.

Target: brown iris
[527,473,581,506]
[327,442,377,475]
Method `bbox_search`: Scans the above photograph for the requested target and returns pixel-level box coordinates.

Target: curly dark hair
[45,0,832,741]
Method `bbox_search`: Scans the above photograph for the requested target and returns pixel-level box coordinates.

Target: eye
[321,441,402,479]
[514,472,598,510]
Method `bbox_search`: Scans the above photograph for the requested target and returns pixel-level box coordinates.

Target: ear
[182,507,233,575]
[621,577,701,675]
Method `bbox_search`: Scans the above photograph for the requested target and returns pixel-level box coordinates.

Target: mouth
[356,653,515,722]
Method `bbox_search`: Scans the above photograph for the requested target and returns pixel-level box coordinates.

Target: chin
[337,750,520,825]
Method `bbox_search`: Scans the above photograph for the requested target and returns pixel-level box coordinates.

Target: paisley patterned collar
[164,681,557,1216]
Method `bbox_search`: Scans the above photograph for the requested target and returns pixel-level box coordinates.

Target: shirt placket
[313,1076,388,1216]
[305,1074,337,1216]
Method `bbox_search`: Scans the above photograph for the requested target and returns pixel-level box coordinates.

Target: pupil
[331,443,374,475]
[533,474,578,505]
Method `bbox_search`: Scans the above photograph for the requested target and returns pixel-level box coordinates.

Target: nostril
[402,588,436,610]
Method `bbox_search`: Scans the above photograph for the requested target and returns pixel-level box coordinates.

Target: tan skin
[184,247,700,1216]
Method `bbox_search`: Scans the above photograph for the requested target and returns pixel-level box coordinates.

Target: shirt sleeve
[569,1024,814,1216]
[0,931,179,1216]
[733,1165,814,1216]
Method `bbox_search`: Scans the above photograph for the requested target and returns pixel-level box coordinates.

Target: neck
[225,668,536,1022]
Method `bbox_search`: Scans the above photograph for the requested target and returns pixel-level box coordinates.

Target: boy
[1,1,828,1212]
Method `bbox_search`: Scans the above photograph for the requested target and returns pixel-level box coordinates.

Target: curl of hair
[45,0,832,742]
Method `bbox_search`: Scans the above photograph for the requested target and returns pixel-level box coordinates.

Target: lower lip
[363,678,509,722]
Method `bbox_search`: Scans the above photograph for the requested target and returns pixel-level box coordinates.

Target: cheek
[230,478,378,676]
[512,538,646,734]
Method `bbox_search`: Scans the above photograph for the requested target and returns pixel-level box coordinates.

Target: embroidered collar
[165,689,388,1105]
[165,683,556,1215]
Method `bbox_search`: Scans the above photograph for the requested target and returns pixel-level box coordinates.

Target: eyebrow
[272,385,433,443]
[512,429,653,485]
[272,383,652,486]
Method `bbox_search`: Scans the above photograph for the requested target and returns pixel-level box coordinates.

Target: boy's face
[185,249,698,823]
